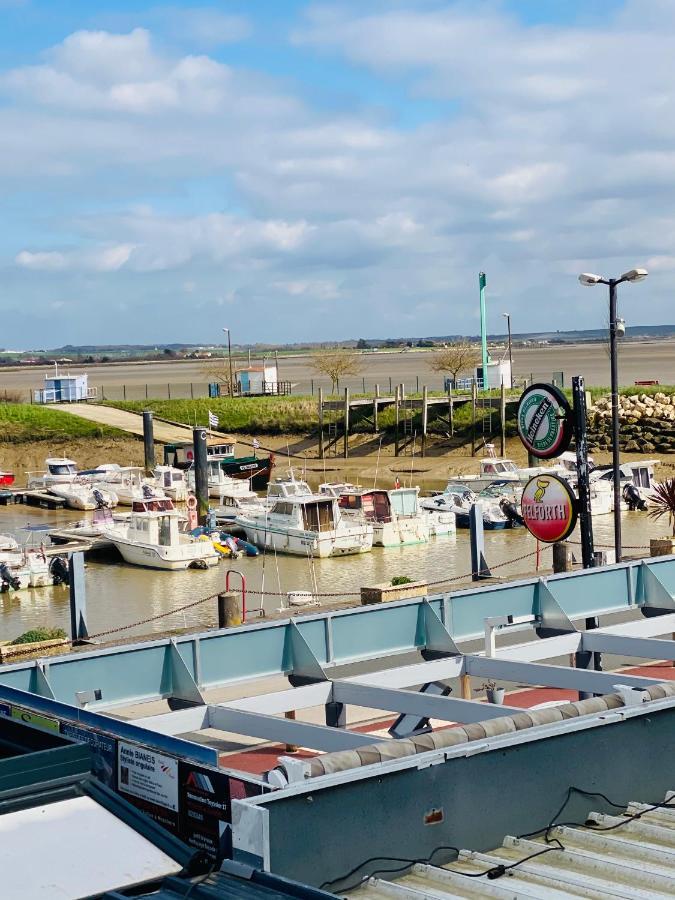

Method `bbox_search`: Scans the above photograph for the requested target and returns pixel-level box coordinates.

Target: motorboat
[151,466,189,502]
[236,492,373,557]
[558,452,659,512]
[267,476,313,500]
[164,437,275,491]
[319,482,362,498]
[215,490,268,521]
[337,487,430,547]
[101,498,220,571]
[422,484,511,530]
[27,457,119,490]
[451,458,564,492]
[0,534,68,591]
[112,475,166,507]
[48,480,118,511]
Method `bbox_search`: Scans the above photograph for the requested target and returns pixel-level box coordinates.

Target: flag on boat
[394,476,400,489]
[208,410,219,429]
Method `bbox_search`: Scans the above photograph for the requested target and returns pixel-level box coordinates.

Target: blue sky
[1,0,672,347]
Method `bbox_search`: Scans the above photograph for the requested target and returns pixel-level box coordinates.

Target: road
[51,403,196,443]
[3,341,675,400]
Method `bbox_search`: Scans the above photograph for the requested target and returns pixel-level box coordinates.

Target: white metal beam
[595,614,675,638]
[133,706,210,736]
[332,680,522,722]
[209,705,383,751]
[465,655,663,693]
[344,656,465,688]
[582,632,675,660]
[494,633,581,662]
[222,683,333,714]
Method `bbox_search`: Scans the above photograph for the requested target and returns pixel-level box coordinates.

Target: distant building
[236,361,279,395]
[34,364,97,404]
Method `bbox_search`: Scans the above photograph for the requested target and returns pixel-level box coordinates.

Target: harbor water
[0,502,667,642]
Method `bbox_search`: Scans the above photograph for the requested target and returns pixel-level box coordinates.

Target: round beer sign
[517,383,572,459]
[521,474,578,543]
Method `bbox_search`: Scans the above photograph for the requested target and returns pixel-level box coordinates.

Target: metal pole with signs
[572,375,595,569]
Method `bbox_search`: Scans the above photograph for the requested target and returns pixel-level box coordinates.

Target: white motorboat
[215,490,268,520]
[48,480,118,511]
[0,534,67,590]
[102,498,220,571]
[237,492,373,557]
[27,457,121,490]
[187,462,255,500]
[267,476,313,500]
[112,475,167,507]
[151,466,189,502]
[558,453,659,513]
[422,484,511,530]
[451,457,564,492]
[337,487,430,547]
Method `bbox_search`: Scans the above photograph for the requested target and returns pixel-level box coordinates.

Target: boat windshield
[390,489,419,517]
[132,499,175,513]
[49,463,77,476]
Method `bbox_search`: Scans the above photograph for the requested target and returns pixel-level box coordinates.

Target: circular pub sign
[517,383,572,459]
[521,474,578,543]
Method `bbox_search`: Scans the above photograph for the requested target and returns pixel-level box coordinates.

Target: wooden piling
[460,674,472,700]
[218,592,241,628]
[343,387,350,459]
[318,388,324,459]
[449,385,454,437]
[471,380,477,457]
[284,710,298,753]
[395,384,400,457]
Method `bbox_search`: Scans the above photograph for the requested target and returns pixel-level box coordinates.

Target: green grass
[0,404,124,443]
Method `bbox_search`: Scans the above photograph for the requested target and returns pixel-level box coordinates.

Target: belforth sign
[521,473,578,543]
[517,383,573,459]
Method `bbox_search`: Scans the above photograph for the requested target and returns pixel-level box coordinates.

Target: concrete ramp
[51,404,195,444]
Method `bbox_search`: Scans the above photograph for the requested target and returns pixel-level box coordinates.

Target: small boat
[27,457,120,490]
[423,484,511,530]
[451,458,564,492]
[48,480,118,511]
[0,535,68,591]
[102,498,220,571]
[0,469,14,487]
[113,476,166,507]
[151,466,189,502]
[215,490,269,520]
[558,453,659,513]
[237,493,373,557]
[337,487,430,547]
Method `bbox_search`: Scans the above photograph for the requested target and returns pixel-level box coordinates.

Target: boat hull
[373,518,430,547]
[455,513,509,530]
[241,522,373,557]
[108,538,220,570]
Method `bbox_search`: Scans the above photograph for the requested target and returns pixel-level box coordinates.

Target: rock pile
[588,393,675,453]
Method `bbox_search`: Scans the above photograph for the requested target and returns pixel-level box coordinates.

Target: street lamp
[222,328,234,397]
[578,268,648,561]
[502,312,513,388]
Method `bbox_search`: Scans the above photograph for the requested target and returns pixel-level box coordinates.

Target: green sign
[517,383,572,459]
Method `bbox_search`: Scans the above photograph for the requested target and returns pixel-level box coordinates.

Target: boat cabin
[269,496,337,532]
[128,498,179,545]
[338,487,420,523]
[46,458,78,477]
[163,439,236,469]
[153,466,187,491]
[479,459,519,477]
[267,479,312,499]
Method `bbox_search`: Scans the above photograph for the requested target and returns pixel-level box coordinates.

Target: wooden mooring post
[318,388,324,459]
[373,384,380,433]
[421,385,428,457]
[500,381,506,457]
[471,380,477,457]
[343,388,350,459]
[394,384,401,457]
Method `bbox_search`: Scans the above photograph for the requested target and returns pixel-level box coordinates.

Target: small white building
[475,359,512,389]
[34,367,97,404]
[236,362,279,395]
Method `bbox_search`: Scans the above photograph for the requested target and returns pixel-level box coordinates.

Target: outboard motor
[92,488,109,509]
[623,483,647,512]
[499,497,524,527]
[0,562,21,592]
[50,556,70,586]
[142,483,155,500]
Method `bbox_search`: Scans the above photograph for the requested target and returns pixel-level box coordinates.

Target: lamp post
[578,268,648,562]
[222,328,234,397]
[502,312,513,388]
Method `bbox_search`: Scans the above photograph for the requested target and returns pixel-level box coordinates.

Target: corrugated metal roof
[350,791,675,898]
[115,867,339,899]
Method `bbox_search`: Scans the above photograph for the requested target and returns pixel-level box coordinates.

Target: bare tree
[428,343,480,385]
[311,349,363,394]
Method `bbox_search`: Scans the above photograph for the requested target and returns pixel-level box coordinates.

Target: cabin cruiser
[27,457,121,491]
[187,462,254,500]
[558,452,659,513]
[451,458,564,492]
[236,492,373,557]
[101,498,219,571]
[337,487,430,547]
[215,490,268,521]
[164,437,275,491]
[113,474,167,507]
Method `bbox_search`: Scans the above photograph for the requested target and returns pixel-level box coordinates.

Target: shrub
[390,575,413,586]
[10,627,67,645]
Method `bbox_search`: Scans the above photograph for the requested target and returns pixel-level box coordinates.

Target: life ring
[186,495,197,511]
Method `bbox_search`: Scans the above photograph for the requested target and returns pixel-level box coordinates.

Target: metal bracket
[164,641,206,706]
[613,684,652,707]
[282,621,327,682]
[637,562,675,617]
[484,614,537,657]
[31,662,55,699]
[535,579,576,638]
[417,600,461,658]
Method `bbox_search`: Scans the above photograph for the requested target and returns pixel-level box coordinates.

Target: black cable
[320,845,460,892]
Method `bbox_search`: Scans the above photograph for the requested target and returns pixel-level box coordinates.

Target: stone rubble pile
[588,392,675,452]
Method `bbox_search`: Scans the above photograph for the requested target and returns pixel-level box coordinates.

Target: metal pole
[470,504,491,580]
[142,410,155,476]
[343,388,350,459]
[506,314,513,387]
[227,330,234,398]
[608,280,622,561]
[192,427,209,526]
[69,552,89,643]
[479,272,489,380]
[500,381,506,457]
[572,375,595,569]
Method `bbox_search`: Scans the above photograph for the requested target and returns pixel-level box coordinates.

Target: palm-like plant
[648,479,675,537]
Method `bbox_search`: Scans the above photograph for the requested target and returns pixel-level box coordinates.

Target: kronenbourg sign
[521,474,578,543]
[517,383,573,459]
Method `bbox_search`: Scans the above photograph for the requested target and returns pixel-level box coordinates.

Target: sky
[2,0,675,347]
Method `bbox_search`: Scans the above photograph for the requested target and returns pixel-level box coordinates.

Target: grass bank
[0,403,124,443]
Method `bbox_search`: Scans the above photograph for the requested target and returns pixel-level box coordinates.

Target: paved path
[52,403,195,444]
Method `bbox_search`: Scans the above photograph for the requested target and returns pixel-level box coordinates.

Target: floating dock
[0,490,67,509]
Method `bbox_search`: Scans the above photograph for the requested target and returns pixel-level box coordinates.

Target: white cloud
[15,250,68,271]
